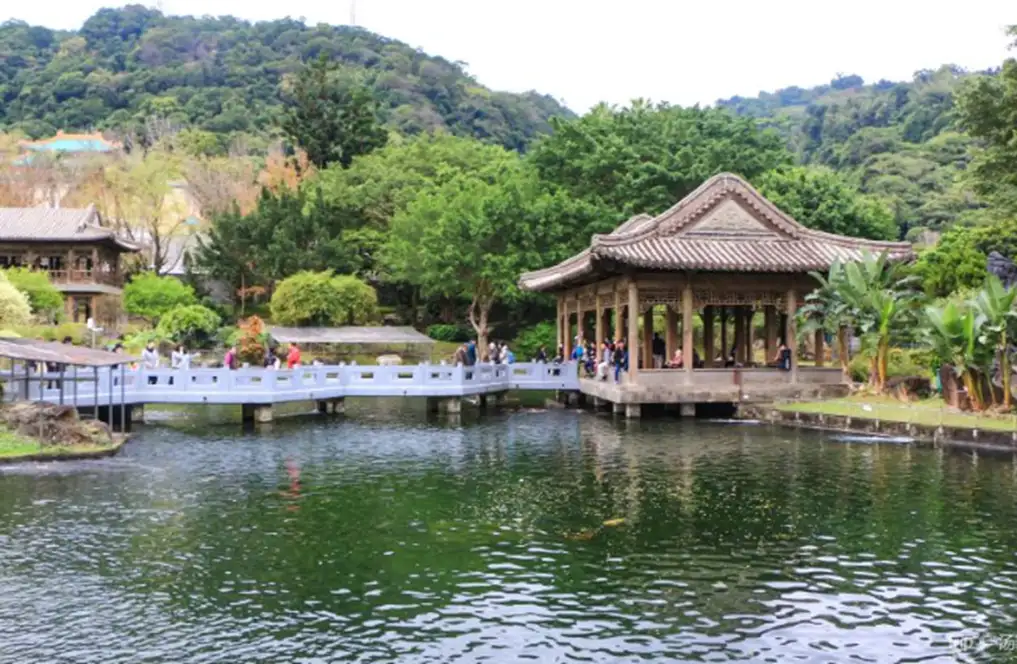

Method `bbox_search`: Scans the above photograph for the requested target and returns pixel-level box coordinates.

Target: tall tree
[528,101,791,215]
[957,26,1017,213]
[384,165,544,351]
[279,55,388,169]
[755,166,898,240]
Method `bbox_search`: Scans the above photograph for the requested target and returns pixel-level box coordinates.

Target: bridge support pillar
[131,405,145,424]
[427,397,462,414]
[315,399,344,415]
[612,402,624,414]
[680,403,696,418]
[331,398,345,415]
[242,404,273,423]
[624,404,641,419]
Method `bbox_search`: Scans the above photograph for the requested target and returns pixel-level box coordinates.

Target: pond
[1,403,1016,663]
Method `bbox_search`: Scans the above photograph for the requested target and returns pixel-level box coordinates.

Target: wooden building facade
[0,206,139,324]
[519,173,914,413]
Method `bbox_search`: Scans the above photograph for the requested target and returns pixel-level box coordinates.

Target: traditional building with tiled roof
[0,205,139,325]
[519,173,914,415]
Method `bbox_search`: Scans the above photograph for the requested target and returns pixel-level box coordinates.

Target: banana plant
[923,301,992,411]
[972,275,1017,409]
[802,260,854,380]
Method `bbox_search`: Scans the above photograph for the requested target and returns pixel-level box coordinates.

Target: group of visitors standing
[136,341,304,371]
[566,337,630,383]
[452,339,516,366]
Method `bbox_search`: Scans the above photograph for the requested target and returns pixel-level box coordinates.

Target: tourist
[669,348,684,369]
[504,346,515,364]
[597,341,612,380]
[583,342,596,376]
[171,344,191,370]
[143,341,160,384]
[466,339,477,366]
[286,343,302,369]
[488,341,497,363]
[652,333,666,369]
[224,344,238,370]
[453,343,468,366]
[774,341,792,371]
[263,346,281,370]
[613,340,627,383]
[554,344,564,364]
[535,345,548,363]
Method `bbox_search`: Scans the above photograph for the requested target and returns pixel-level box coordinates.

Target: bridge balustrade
[0,362,579,407]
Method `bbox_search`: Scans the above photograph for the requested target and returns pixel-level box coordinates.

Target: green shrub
[513,322,557,361]
[0,277,32,329]
[426,324,472,342]
[849,347,933,383]
[156,304,221,348]
[123,272,198,324]
[269,271,378,327]
[4,268,63,321]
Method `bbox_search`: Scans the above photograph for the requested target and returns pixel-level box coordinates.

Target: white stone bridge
[3,362,580,425]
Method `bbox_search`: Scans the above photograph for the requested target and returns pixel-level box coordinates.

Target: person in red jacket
[286,343,301,369]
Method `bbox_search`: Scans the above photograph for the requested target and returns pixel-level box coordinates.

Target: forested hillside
[0,5,571,151]
[717,66,995,241]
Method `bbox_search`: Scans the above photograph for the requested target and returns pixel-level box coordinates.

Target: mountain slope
[0,5,573,151]
[717,66,994,240]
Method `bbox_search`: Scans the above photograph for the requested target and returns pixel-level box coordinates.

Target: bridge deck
[2,362,580,407]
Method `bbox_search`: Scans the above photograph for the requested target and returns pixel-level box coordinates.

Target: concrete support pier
[316,398,345,415]
[612,402,625,414]
[625,404,641,419]
[680,403,696,418]
[242,404,274,423]
[427,397,462,414]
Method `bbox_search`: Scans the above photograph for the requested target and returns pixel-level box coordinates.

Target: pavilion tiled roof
[519,173,914,292]
[0,205,139,251]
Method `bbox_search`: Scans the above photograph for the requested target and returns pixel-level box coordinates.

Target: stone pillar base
[427,397,461,414]
[332,398,345,415]
[680,403,696,418]
[242,404,274,423]
[612,402,625,414]
[625,404,641,419]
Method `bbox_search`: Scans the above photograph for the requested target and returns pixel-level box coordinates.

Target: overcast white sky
[3,1,1014,111]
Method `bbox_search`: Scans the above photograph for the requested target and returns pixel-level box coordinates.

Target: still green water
[1,403,1016,663]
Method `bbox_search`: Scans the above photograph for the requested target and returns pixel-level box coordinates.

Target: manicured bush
[156,304,221,348]
[4,268,63,321]
[0,276,32,329]
[236,315,268,366]
[513,321,557,361]
[269,271,378,327]
[426,323,471,342]
[123,272,198,324]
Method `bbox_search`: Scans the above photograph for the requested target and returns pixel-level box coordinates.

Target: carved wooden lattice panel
[693,291,789,311]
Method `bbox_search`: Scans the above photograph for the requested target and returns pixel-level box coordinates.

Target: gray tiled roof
[519,173,914,292]
[0,205,139,250]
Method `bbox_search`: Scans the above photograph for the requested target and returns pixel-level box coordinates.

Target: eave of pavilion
[520,172,914,294]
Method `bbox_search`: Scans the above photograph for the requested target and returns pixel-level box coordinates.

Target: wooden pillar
[682,284,694,383]
[595,293,604,351]
[613,287,622,342]
[627,281,639,382]
[787,289,798,383]
[64,295,74,322]
[745,308,755,366]
[814,329,825,367]
[556,295,564,351]
[666,306,678,361]
[720,307,728,363]
[563,296,572,360]
[575,294,585,346]
[733,307,743,366]
[764,305,776,364]
[703,306,715,368]
[642,306,653,370]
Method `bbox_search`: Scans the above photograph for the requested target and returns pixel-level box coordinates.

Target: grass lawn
[778,395,1017,432]
[0,427,120,461]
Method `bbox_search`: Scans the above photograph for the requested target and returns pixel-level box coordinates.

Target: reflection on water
[1,403,1016,663]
